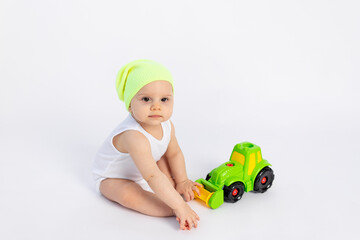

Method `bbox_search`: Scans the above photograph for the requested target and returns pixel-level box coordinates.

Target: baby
[93,59,201,230]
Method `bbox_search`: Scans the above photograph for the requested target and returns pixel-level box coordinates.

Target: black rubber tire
[223,182,245,203]
[205,173,211,181]
[253,167,275,193]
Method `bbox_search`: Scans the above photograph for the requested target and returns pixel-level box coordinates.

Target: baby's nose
[151,103,161,110]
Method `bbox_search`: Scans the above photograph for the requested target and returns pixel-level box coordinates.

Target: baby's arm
[165,122,202,201]
[122,130,199,230]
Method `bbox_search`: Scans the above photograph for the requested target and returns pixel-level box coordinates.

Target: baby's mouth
[148,115,162,119]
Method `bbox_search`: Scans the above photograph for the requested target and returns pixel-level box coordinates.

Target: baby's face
[129,80,174,126]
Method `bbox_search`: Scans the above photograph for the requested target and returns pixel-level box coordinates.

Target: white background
[1,0,359,239]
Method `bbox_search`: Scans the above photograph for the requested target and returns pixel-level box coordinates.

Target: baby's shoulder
[113,130,149,153]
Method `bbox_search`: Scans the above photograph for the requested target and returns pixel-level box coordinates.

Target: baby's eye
[161,98,168,102]
[142,97,150,102]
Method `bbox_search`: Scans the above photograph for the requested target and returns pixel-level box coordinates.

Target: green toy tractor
[194,142,274,209]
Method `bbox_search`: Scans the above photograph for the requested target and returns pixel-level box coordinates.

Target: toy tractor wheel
[223,182,245,203]
[253,167,275,193]
[205,173,211,181]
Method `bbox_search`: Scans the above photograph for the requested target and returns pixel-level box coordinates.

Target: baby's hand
[176,179,202,202]
[173,202,200,230]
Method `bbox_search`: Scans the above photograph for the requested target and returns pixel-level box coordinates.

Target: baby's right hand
[173,202,200,230]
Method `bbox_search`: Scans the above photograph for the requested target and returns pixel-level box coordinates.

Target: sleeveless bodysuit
[92,114,171,193]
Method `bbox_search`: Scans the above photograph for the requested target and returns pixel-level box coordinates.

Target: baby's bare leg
[157,156,176,187]
[100,178,174,217]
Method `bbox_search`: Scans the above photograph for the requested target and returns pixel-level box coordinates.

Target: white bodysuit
[92,114,172,193]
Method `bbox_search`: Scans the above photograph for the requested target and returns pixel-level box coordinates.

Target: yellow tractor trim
[230,151,245,165]
[194,185,214,208]
[257,151,262,163]
[248,153,256,175]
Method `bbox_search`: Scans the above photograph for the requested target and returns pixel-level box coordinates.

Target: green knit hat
[116,59,174,110]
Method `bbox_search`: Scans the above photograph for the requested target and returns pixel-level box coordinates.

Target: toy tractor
[194,142,274,209]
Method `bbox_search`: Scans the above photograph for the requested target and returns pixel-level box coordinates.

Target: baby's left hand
[176,179,202,202]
